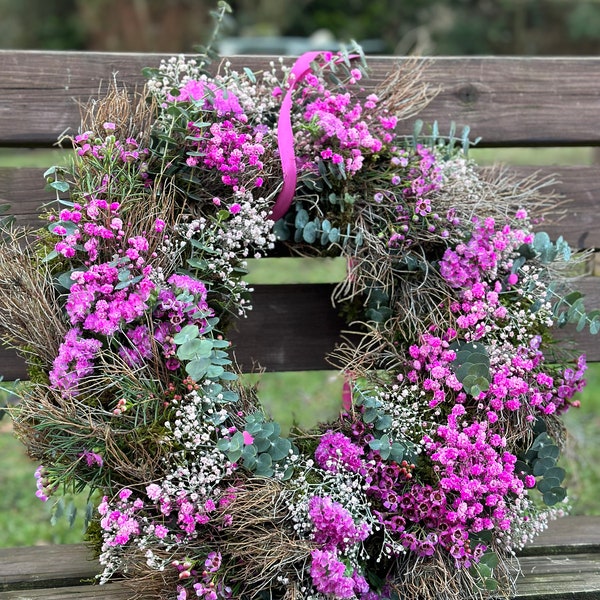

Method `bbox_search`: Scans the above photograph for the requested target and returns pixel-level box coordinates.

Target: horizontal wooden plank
[1,518,599,598]
[2,275,600,381]
[0,582,131,600]
[516,553,600,599]
[1,53,600,146]
[0,545,97,591]
[0,283,346,379]
[1,165,599,248]
[228,284,345,371]
[519,516,600,556]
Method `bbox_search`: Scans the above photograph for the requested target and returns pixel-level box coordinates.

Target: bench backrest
[1,52,599,378]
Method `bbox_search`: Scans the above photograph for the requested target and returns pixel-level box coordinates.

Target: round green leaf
[269,438,291,461]
[538,445,560,460]
[303,221,317,243]
[543,487,567,506]
[173,325,200,345]
[533,457,556,476]
[294,208,309,229]
[543,466,566,483]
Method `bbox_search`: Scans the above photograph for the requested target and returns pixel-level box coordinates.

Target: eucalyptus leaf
[254,436,271,453]
[46,180,70,193]
[543,466,566,483]
[328,228,340,243]
[294,209,309,229]
[537,478,561,493]
[532,457,556,476]
[185,357,211,381]
[543,487,567,506]
[303,221,317,243]
[206,364,224,379]
[273,219,290,241]
[173,324,200,344]
[538,445,560,460]
[269,437,291,461]
[255,453,273,477]
[177,338,213,361]
[479,552,499,569]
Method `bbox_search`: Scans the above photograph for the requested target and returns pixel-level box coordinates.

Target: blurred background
[0,0,599,547]
[0,0,599,55]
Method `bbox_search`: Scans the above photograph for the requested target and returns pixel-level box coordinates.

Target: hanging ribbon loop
[269,51,359,222]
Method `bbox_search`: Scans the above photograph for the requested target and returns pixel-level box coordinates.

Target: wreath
[0,4,595,599]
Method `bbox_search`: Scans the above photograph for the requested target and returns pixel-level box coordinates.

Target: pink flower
[154,524,169,539]
[242,431,254,445]
[119,488,133,501]
[146,483,162,501]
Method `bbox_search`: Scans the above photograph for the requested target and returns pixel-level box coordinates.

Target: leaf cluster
[274,202,361,250]
[173,322,237,383]
[517,421,567,507]
[469,550,500,593]
[50,493,96,534]
[552,289,600,335]
[0,203,15,237]
[449,341,490,398]
[217,411,296,479]
[412,120,480,157]
[353,385,417,463]
[511,231,600,334]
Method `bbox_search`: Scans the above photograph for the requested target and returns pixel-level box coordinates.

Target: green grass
[0,419,89,546]
[562,364,600,516]
[0,148,69,168]
[470,146,595,166]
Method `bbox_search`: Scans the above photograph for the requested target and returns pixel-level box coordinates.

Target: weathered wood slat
[516,553,600,599]
[2,53,600,146]
[0,545,98,591]
[1,165,598,249]
[2,277,599,381]
[0,583,131,599]
[4,561,599,600]
[1,518,599,598]
[520,516,600,555]
[0,283,345,379]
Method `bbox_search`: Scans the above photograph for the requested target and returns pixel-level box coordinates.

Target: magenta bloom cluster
[440,215,533,289]
[47,133,214,396]
[166,78,268,197]
[297,70,394,176]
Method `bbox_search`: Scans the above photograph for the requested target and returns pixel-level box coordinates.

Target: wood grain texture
[1,165,599,249]
[520,516,600,555]
[516,553,600,599]
[1,517,599,598]
[2,53,600,146]
[2,277,599,380]
[0,545,97,591]
[0,583,132,600]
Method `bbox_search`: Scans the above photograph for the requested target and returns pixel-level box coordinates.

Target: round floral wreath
[0,5,595,600]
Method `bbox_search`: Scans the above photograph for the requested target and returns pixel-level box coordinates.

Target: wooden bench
[0,51,600,598]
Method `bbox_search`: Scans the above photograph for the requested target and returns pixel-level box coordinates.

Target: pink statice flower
[314,430,364,473]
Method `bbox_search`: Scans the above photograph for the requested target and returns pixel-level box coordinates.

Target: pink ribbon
[269,51,358,222]
[269,51,324,222]
[342,372,353,412]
